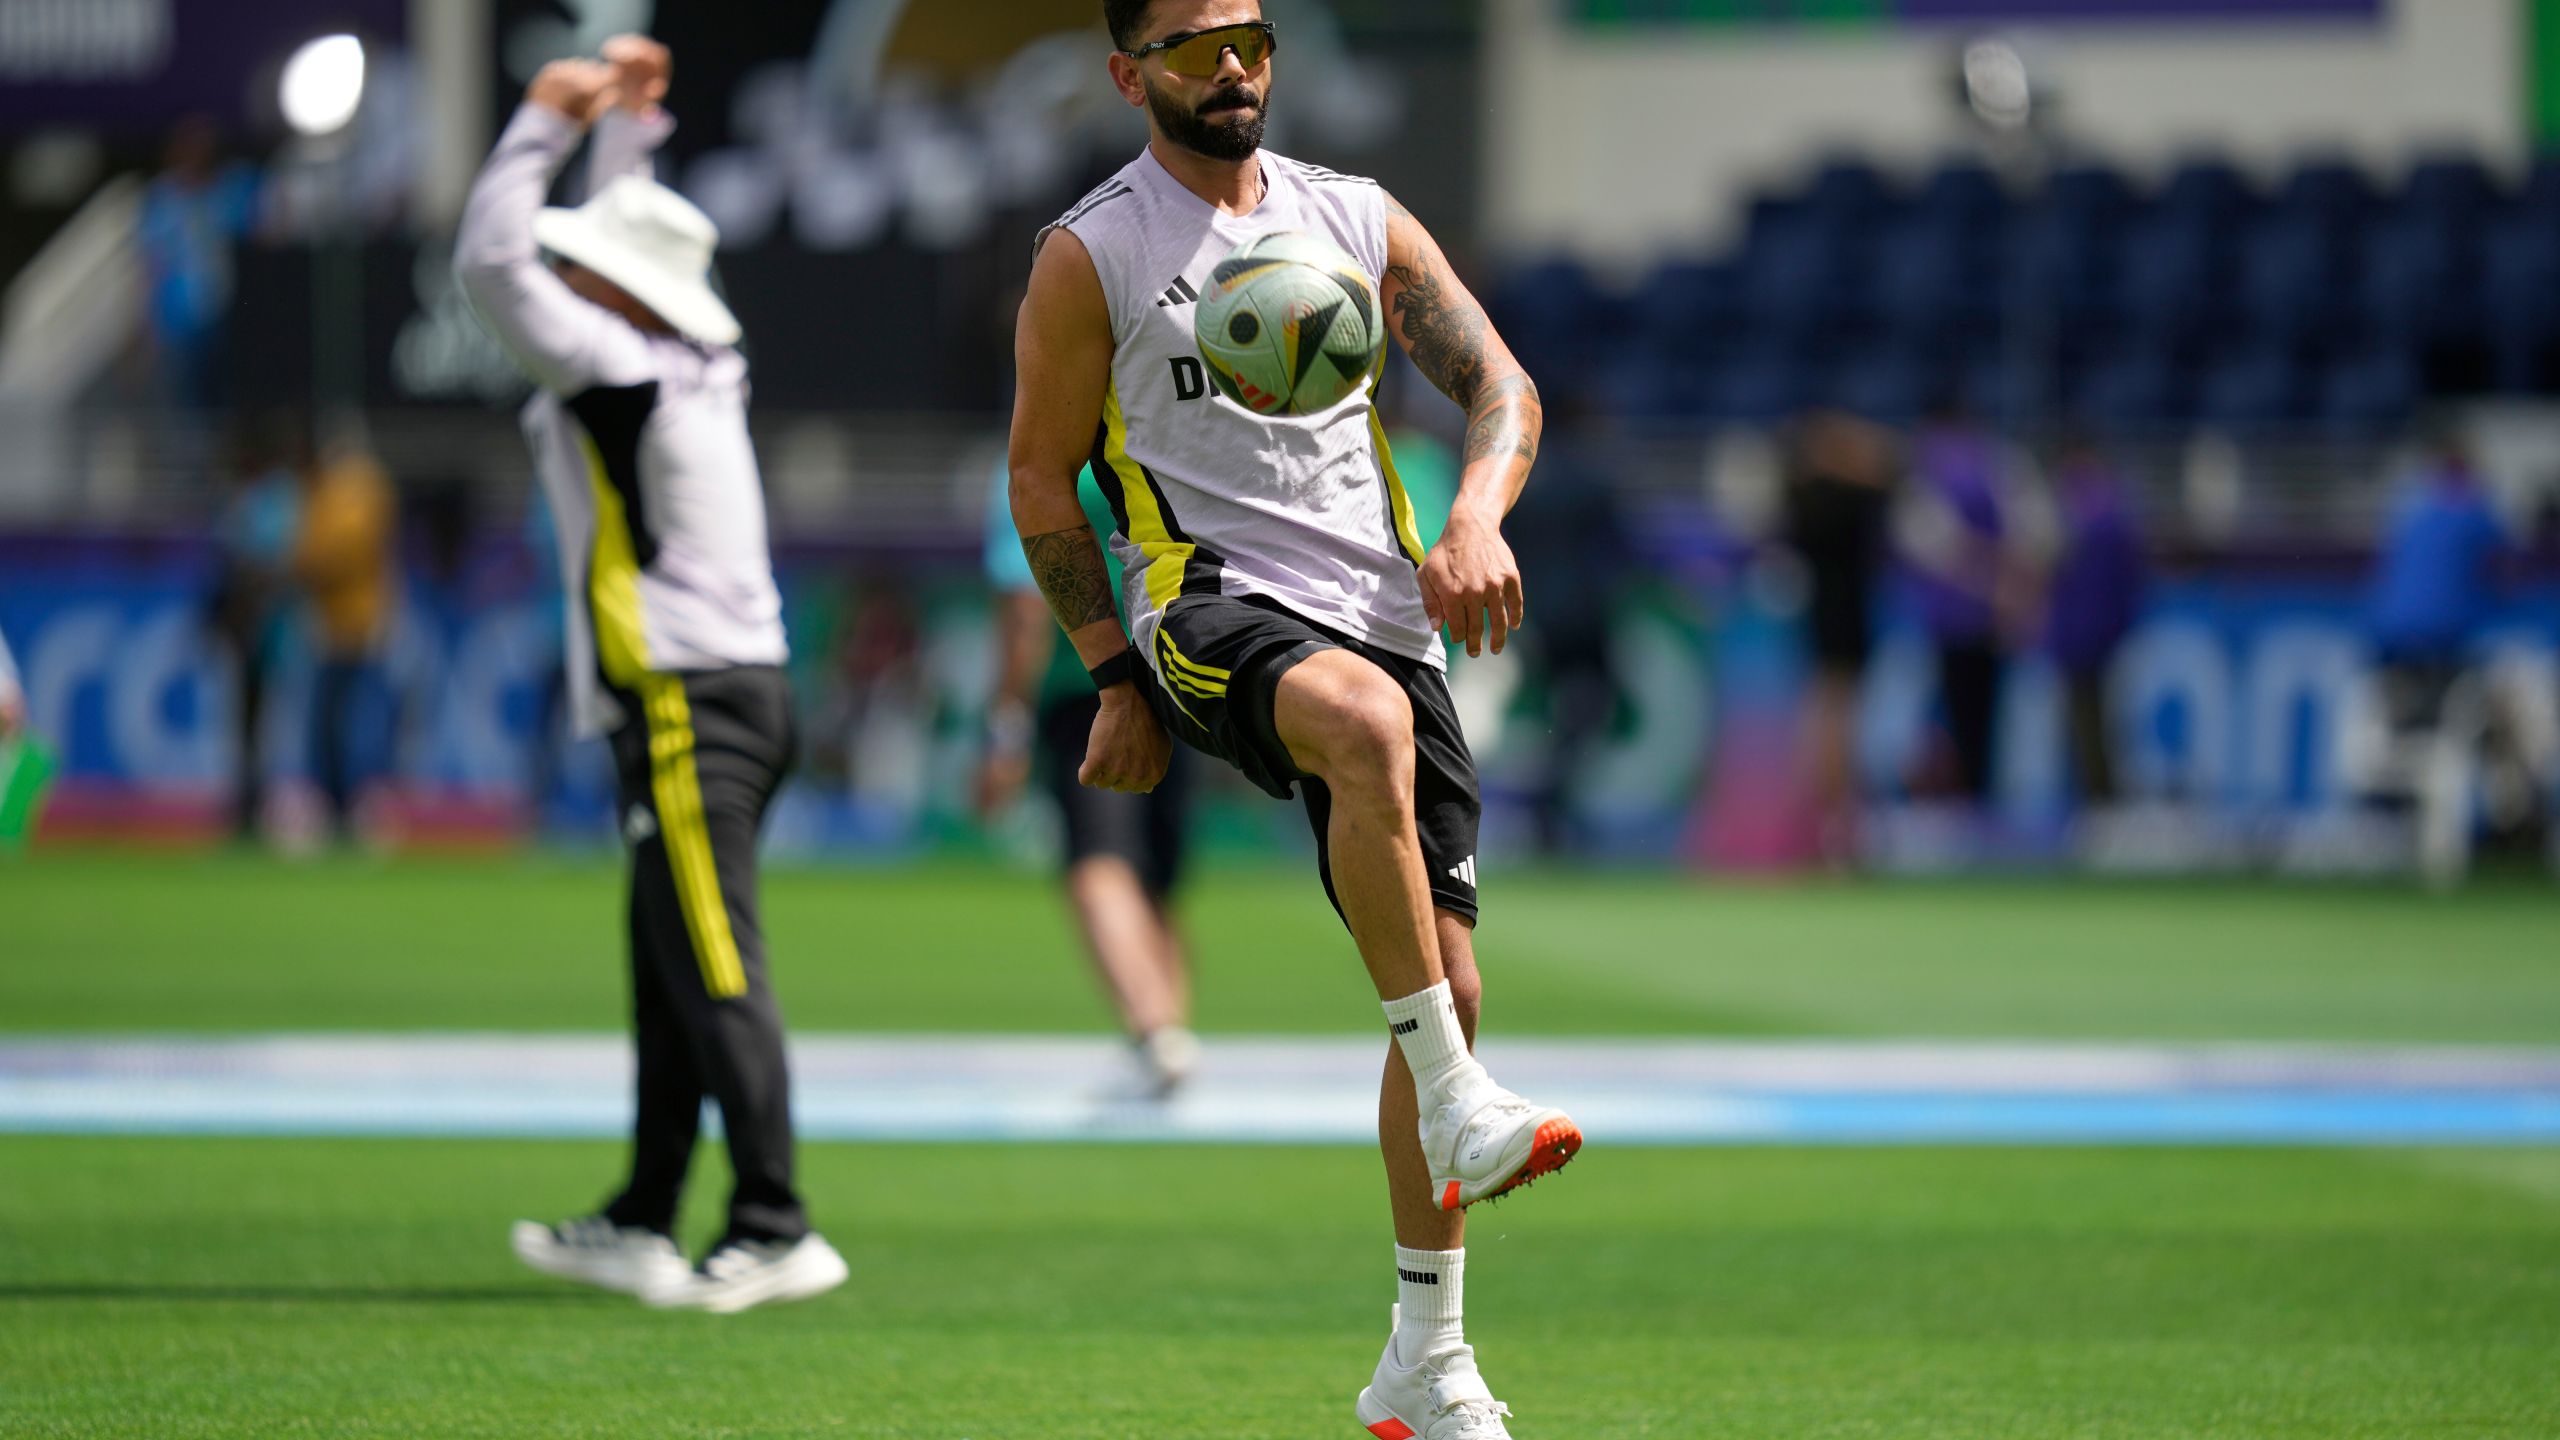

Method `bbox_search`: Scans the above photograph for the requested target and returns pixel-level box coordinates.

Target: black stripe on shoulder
[1292,162,1378,188]
[565,381,663,568]
[1053,181,1134,230]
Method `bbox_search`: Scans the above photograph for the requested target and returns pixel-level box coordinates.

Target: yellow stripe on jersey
[1367,409,1428,569]
[581,434,747,1002]
[579,432,652,688]
[1098,382,1196,610]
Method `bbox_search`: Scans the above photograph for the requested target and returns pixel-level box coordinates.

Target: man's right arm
[453,61,643,395]
[1008,227,1167,792]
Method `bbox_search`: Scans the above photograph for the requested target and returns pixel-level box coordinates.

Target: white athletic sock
[1383,982,1484,1105]
[1393,1246,1466,1365]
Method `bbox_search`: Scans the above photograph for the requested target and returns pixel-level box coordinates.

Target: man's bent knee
[1278,653,1415,788]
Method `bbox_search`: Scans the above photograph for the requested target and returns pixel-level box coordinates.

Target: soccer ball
[1194,230,1384,417]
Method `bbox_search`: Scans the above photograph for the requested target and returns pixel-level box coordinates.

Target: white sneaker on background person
[643,1232,849,1314]
[509,1215,690,1297]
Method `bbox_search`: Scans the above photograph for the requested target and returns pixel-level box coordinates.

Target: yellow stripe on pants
[582,436,749,1001]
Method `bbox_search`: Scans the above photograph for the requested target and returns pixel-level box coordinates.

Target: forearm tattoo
[1022,526,1118,631]
[1463,372,1543,468]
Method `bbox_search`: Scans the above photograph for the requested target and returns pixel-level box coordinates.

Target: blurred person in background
[1783,409,1895,859]
[2044,433,2147,808]
[979,459,1201,1096]
[208,414,307,840]
[138,115,261,415]
[1898,400,2013,804]
[457,36,845,1313]
[0,620,21,741]
[1504,403,1627,857]
[291,434,399,840]
[2366,422,2509,731]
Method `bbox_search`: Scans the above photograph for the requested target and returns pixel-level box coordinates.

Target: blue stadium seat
[2071,345,2185,431]
[2235,215,2352,348]
[1801,156,1894,223]
[2193,344,2307,430]
[1915,161,2009,234]
[1491,257,1615,393]
[2117,210,2228,346]
[2316,346,2420,437]
[2483,216,2560,391]
[1827,349,1932,425]
[1628,259,1740,369]
[2275,158,2378,228]
[2401,155,2497,228]
[2156,157,2254,228]
[2358,213,2479,346]
[1701,347,1813,425]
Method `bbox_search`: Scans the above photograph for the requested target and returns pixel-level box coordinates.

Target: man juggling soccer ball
[1010,4,1582,1435]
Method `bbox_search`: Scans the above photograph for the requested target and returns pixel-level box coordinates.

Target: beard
[1147,76,1266,162]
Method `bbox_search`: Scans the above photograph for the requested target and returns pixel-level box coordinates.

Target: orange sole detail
[1439,1179,1462,1212]
[1367,1421,1418,1439]
[1479,1116,1583,1206]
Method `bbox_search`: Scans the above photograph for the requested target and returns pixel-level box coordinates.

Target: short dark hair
[1104,0,1154,51]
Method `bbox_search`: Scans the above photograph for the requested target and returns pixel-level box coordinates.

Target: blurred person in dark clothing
[2044,436,2147,806]
[2367,426,2509,728]
[1898,407,2012,803]
[208,414,306,839]
[1503,430,1626,856]
[1783,410,1895,855]
[291,438,399,837]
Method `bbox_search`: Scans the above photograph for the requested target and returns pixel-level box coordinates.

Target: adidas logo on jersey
[1446,856,1477,887]
[1153,275,1200,308]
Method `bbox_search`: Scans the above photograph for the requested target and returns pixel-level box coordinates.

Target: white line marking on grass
[2,1036,2557,1144]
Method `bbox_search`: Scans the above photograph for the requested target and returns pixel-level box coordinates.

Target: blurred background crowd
[2,0,2557,882]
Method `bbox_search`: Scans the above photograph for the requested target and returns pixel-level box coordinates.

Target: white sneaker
[1421,1075,1583,1211]
[644,1232,848,1315]
[509,1216,690,1297]
[1138,1024,1201,1096]
[1355,1307,1516,1439]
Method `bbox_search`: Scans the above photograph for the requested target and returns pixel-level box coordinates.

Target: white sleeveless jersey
[1047,147,1441,674]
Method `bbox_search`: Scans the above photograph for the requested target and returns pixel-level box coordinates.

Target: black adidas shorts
[1137,593,1481,923]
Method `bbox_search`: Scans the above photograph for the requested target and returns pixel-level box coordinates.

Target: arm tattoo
[1463,373,1543,469]
[1386,256,1489,408]
[1022,526,1118,632]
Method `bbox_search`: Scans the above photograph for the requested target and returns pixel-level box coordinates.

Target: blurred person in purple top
[1896,407,2011,802]
[2366,425,2509,727]
[2044,436,2147,805]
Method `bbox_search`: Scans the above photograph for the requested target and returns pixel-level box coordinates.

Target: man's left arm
[1379,192,1542,658]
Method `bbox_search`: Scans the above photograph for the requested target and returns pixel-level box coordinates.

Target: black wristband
[1087,648,1138,693]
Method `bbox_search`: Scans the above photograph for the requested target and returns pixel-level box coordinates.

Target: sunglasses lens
[1165,25,1269,77]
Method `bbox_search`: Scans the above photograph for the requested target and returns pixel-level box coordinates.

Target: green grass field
[7,852,2559,1437]
[9,851,2560,1041]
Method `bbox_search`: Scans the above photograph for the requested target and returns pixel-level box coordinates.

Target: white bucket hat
[533,175,742,346]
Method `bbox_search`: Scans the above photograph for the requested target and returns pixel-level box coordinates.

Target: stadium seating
[1503,148,2560,435]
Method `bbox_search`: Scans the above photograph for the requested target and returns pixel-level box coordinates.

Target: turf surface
[8,851,2560,1041]
[4,1136,2557,1438]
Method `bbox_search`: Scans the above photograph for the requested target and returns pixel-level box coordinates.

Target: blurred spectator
[2366,424,2509,731]
[207,413,307,838]
[0,618,21,741]
[137,116,261,413]
[291,439,399,837]
[2044,436,2147,806]
[1897,406,2013,803]
[1506,431,1628,854]
[1783,410,1895,856]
